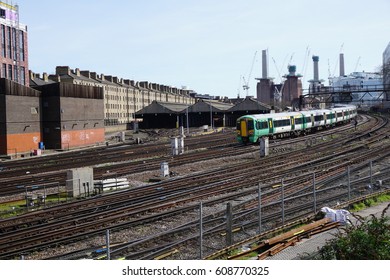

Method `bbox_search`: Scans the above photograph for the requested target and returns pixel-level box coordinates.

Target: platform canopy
[186,99,234,113]
[135,100,190,115]
[227,96,271,113]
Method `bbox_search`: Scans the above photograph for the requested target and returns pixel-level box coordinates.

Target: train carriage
[334,107,345,122]
[272,112,302,137]
[236,105,357,144]
[312,109,328,128]
[300,111,314,131]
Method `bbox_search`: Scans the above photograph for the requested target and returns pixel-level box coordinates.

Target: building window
[1,25,5,57]
[6,26,11,58]
[19,31,24,61]
[1,63,5,78]
[12,28,16,60]
[20,66,25,85]
[14,65,18,83]
[8,64,12,80]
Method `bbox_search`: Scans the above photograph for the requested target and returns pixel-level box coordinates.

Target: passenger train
[236,105,357,144]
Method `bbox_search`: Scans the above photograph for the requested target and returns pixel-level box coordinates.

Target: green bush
[317,203,390,259]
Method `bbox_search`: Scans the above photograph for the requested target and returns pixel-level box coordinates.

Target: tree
[317,203,390,260]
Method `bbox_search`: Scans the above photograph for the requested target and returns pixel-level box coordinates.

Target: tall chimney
[339,53,345,76]
[262,49,268,79]
[312,55,319,81]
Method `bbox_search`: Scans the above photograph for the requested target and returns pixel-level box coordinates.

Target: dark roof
[29,75,56,87]
[187,99,234,113]
[227,96,272,112]
[135,100,190,115]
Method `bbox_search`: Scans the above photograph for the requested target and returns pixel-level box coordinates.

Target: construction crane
[354,56,361,72]
[272,57,282,83]
[243,51,257,96]
[301,46,310,86]
[286,52,295,70]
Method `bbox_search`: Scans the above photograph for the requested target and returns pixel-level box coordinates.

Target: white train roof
[239,105,356,120]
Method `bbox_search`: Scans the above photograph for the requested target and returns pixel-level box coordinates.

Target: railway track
[0,113,389,259]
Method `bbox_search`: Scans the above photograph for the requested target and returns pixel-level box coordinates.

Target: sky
[15,0,390,98]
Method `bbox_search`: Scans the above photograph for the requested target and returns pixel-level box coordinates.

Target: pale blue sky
[16,0,390,97]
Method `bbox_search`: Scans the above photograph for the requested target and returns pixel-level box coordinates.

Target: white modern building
[329,72,383,106]
[383,42,390,100]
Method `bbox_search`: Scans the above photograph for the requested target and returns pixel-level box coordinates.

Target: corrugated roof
[135,100,190,115]
[228,96,272,112]
[187,99,233,113]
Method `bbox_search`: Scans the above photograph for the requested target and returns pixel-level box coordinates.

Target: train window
[305,117,311,123]
[337,112,343,118]
[247,119,254,130]
[273,119,291,127]
[314,115,323,122]
[295,118,303,125]
[256,121,268,129]
[326,113,335,119]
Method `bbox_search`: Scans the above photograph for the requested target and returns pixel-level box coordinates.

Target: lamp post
[210,102,213,130]
[186,106,189,135]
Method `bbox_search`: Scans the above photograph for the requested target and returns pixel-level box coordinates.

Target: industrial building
[135,100,189,128]
[227,96,272,120]
[30,67,195,127]
[135,97,272,129]
[256,50,302,109]
[0,2,28,86]
[135,99,234,129]
[308,55,324,94]
[34,82,105,150]
[0,78,41,155]
[0,78,105,156]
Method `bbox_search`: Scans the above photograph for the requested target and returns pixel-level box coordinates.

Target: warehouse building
[0,79,41,155]
[135,98,274,129]
[227,96,272,126]
[34,82,105,150]
[135,100,189,128]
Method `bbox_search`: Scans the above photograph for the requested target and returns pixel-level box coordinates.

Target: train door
[268,118,273,134]
[290,116,295,131]
[240,119,248,137]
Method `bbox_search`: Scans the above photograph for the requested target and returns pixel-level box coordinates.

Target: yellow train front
[236,116,257,144]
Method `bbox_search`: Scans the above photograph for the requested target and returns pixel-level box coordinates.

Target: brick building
[35,82,105,150]
[0,78,41,155]
[30,66,195,126]
[0,2,28,86]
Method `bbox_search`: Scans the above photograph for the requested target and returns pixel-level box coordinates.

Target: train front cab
[236,117,255,144]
